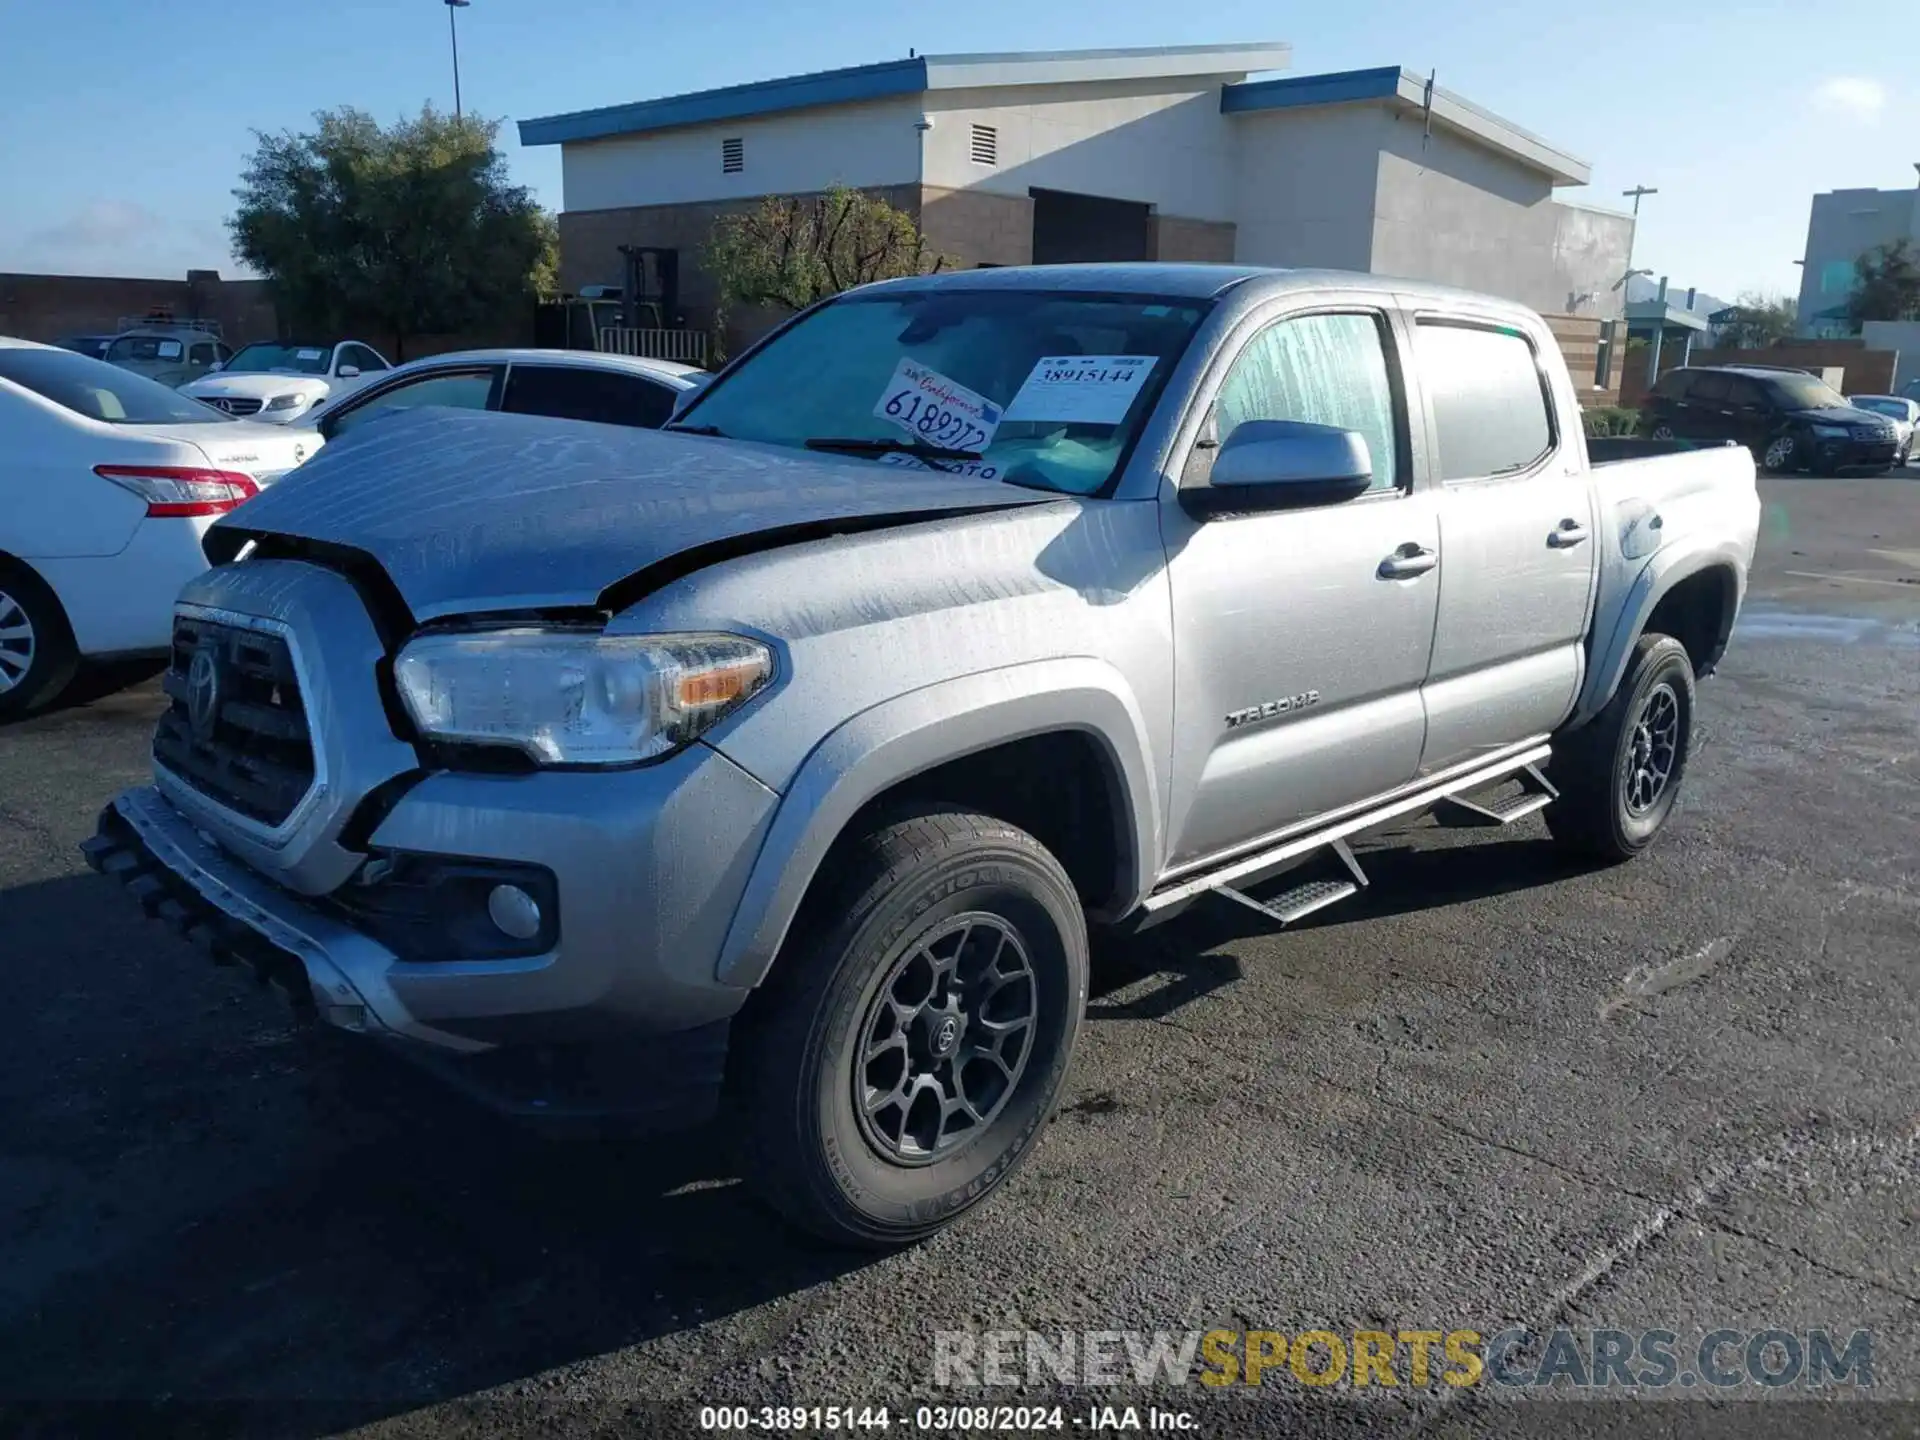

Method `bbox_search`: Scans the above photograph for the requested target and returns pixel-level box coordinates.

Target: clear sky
[1,0,1913,303]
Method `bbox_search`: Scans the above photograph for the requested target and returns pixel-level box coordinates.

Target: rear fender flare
[1572,542,1745,728]
[713,658,1161,988]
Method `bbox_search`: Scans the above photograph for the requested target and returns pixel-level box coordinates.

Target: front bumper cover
[83,787,735,1128]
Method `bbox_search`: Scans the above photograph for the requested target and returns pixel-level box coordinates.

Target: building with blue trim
[520,45,1632,353]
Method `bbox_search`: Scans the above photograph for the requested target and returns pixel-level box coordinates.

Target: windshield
[1849,396,1908,419]
[225,343,332,375]
[105,334,185,365]
[672,289,1209,496]
[1762,373,1849,410]
[0,346,233,424]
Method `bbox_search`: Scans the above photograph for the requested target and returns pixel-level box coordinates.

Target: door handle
[1378,544,1438,579]
[1548,520,1590,548]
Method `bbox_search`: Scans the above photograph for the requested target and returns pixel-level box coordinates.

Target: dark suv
[1642,365,1900,474]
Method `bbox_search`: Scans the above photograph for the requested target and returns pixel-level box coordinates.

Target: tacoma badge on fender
[1225,691,1322,729]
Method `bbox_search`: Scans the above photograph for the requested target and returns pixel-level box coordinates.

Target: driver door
[1159,301,1440,871]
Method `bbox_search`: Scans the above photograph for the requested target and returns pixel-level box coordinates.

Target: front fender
[713,658,1162,988]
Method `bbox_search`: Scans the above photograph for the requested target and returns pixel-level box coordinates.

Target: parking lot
[2,473,1917,1437]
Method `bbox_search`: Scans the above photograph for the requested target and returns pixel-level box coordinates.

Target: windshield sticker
[873,359,1002,452]
[296,348,326,360]
[877,451,1000,480]
[1003,355,1156,425]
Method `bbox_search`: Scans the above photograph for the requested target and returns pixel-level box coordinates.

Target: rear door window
[501,364,679,430]
[1413,321,1556,482]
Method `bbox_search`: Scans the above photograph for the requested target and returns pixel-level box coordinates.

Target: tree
[703,186,946,337]
[1712,290,1797,349]
[1846,240,1920,326]
[230,106,556,360]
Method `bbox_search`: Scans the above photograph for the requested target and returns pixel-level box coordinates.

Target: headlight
[265,393,306,411]
[1810,424,1848,439]
[393,629,774,766]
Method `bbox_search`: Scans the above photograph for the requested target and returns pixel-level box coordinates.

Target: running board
[1142,742,1554,919]
[1435,763,1558,828]
[1211,838,1368,926]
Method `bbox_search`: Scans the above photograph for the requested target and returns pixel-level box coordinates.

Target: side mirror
[1184,419,1374,517]
[337,364,361,379]
[207,360,224,372]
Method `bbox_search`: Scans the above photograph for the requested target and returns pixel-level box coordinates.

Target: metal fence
[596,326,709,365]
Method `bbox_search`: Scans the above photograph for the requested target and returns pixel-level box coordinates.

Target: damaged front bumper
[83,785,739,1128]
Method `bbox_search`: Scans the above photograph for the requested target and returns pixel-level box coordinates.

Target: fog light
[487,884,543,941]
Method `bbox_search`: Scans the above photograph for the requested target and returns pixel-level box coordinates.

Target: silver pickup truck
[85,265,1759,1247]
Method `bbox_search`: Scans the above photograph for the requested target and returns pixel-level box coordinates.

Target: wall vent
[721,136,744,173]
[969,124,997,166]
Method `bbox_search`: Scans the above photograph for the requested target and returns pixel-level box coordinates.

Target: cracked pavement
[1,473,1916,1437]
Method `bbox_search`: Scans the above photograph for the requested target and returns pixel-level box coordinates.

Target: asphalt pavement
[1,473,1917,1438]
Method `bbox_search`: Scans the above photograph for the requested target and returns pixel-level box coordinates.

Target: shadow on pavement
[0,659,164,729]
[0,829,1592,1430]
[0,872,879,1436]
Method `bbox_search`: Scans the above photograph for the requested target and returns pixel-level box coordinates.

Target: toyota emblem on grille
[186,647,223,738]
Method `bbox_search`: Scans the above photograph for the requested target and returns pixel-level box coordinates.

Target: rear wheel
[0,561,78,720]
[730,807,1088,1248]
[1547,635,1696,862]
[1649,423,1675,441]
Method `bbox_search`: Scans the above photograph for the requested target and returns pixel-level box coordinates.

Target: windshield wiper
[663,422,726,437]
[802,436,983,464]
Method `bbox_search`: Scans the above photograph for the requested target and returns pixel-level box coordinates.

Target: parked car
[1641,364,1902,474]
[1845,394,1918,464]
[84,266,1758,1246]
[297,347,708,438]
[101,325,232,389]
[0,338,321,716]
[55,335,117,359]
[178,340,392,423]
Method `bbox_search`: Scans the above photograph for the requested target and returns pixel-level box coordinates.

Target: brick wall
[0,271,279,346]
[1148,214,1236,264]
[558,186,1246,357]
[558,184,924,355]
[1541,313,1621,407]
[918,186,1034,268]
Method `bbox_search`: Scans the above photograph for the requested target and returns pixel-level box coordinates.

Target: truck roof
[859,263,1548,318]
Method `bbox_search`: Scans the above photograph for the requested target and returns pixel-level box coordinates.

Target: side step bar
[1435,762,1558,827]
[1141,741,1555,927]
[1211,837,1369,926]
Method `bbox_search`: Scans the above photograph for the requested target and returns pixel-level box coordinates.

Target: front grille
[1849,421,1894,442]
[154,615,315,826]
[204,396,264,416]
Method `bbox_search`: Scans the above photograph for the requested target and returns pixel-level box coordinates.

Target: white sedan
[179,340,392,425]
[299,347,709,438]
[0,338,321,716]
[1846,394,1919,465]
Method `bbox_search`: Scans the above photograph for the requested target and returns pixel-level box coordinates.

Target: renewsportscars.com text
[933,1327,1873,1391]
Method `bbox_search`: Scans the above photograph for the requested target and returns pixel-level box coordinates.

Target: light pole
[1619,184,1658,298]
[445,0,470,120]
[1617,185,1659,388]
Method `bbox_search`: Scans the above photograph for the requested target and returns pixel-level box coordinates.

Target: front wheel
[1761,434,1798,473]
[730,807,1088,1248]
[1546,635,1696,862]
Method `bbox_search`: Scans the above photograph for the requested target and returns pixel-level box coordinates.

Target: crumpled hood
[212,406,1065,621]
[182,373,331,401]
